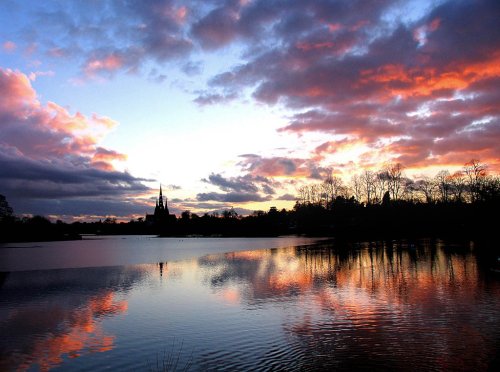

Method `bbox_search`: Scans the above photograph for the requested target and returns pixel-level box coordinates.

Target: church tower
[146,185,173,226]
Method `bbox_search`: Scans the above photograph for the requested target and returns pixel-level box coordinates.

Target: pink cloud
[238,155,328,179]
[3,41,16,52]
[84,54,123,76]
[175,6,188,23]
[28,71,55,81]
[296,41,336,51]
[413,18,441,46]
[0,68,149,218]
[0,68,122,168]
[314,138,363,159]
[91,148,127,170]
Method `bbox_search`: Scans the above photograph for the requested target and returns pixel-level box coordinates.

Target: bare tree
[464,159,487,202]
[361,170,376,204]
[322,173,343,208]
[297,186,308,205]
[310,184,322,205]
[449,171,467,202]
[401,178,418,202]
[415,176,436,203]
[374,170,389,203]
[386,162,404,200]
[350,174,363,202]
[435,170,451,202]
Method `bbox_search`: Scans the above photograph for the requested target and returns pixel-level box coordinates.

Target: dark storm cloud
[0,152,148,199]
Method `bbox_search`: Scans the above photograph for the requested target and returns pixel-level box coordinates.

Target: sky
[0,0,499,221]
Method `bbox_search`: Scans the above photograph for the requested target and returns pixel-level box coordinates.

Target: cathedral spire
[158,184,164,210]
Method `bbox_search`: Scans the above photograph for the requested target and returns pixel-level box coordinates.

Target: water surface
[1,237,499,371]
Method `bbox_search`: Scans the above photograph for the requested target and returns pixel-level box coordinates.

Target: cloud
[5,0,499,188]
[197,192,272,203]
[91,147,128,170]
[193,90,238,105]
[201,0,500,170]
[18,1,194,79]
[277,193,296,201]
[181,60,203,75]
[0,68,150,218]
[84,54,124,77]
[238,154,328,179]
[202,173,259,193]
[166,184,181,191]
[199,172,279,203]
[28,70,55,81]
[3,41,16,52]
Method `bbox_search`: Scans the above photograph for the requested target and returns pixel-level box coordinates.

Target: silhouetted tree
[435,170,451,202]
[222,208,238,219]
[382,191,391,206]
[464,159,487,202]
[361,170,376,204]
[415,177,436,203]
[375,171,389,203]
[386,162,404,200]
[350,174,363,203]
[0,194,14,222]
[449,171,467,202]
[322,173,343,208]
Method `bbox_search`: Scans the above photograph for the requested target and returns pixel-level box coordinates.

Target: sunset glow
[0,0,499,220]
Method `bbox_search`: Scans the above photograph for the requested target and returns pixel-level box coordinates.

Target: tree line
[296,159,499,208]
[1,159,498,242]
[290,159,498,239]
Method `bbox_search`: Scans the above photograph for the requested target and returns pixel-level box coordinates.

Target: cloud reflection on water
[1,239,498,371]
[195,240,499,370]
[0,266,143,371]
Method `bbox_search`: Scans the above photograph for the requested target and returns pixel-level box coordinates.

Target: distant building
[145,185,175,225]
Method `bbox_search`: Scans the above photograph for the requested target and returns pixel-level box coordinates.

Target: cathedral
[145,185,174,225]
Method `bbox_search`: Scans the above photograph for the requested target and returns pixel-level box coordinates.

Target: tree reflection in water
[197,239,499,370]
[1,239,498,371]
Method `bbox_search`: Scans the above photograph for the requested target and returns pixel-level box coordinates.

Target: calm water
[1,237,499,371]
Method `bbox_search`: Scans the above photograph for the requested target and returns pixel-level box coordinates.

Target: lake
[1,236,499,371]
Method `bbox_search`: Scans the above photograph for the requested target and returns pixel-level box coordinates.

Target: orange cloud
[360,51,500,98]
[11,291,127,371]
[92,147,127,162]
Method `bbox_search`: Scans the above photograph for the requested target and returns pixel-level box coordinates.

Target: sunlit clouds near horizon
[0,0,499,221]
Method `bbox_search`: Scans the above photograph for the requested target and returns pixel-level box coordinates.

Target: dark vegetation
[1,160,499,243]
